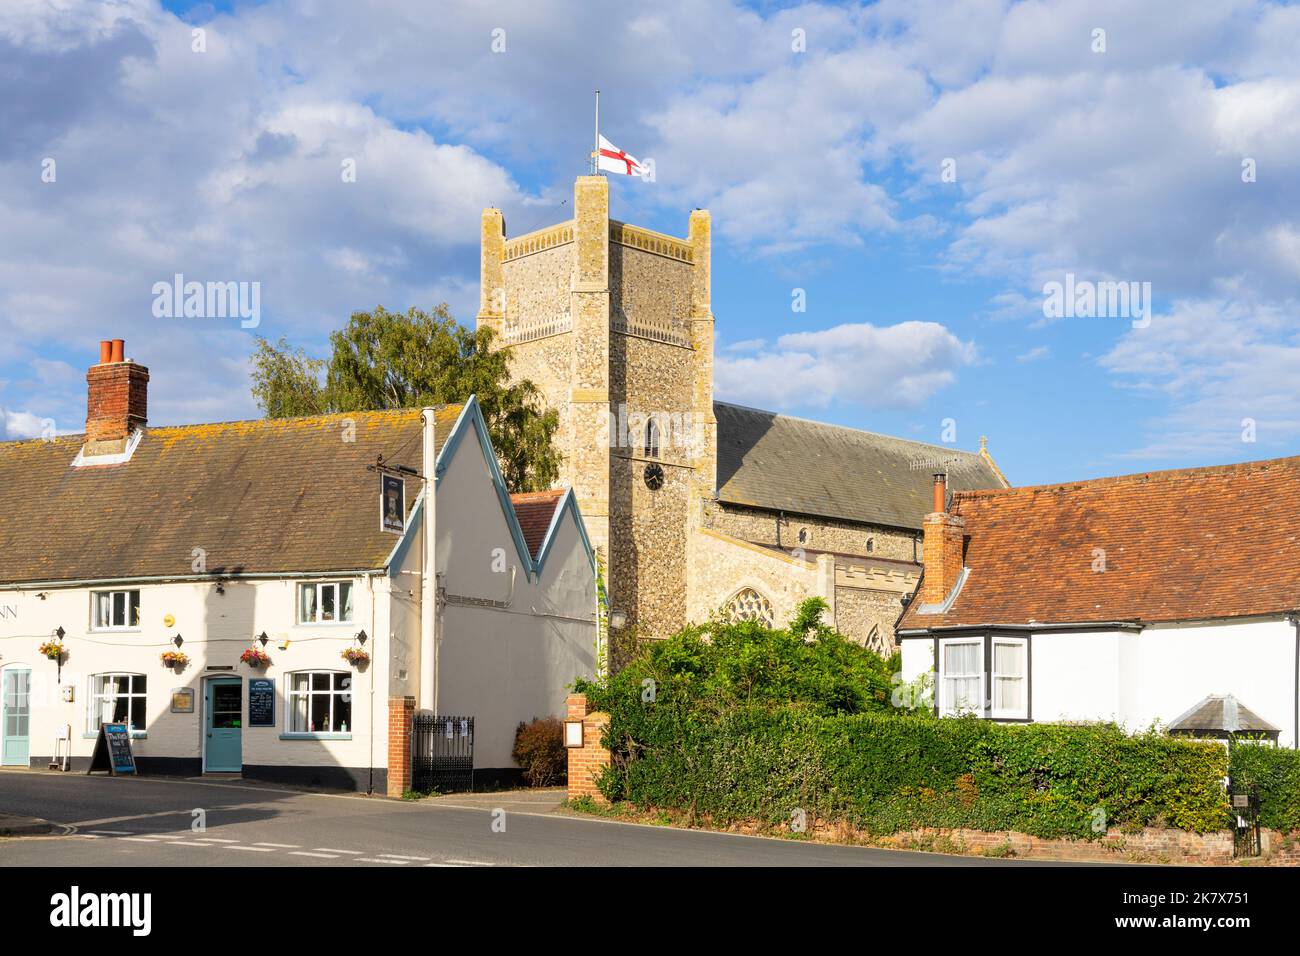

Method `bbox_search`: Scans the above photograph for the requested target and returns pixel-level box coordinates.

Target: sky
[2,0,1298,486]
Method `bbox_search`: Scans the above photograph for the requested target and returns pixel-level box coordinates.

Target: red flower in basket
[341,647,370,667]
[161,650,189,669]
[240,647,272,668]
[38,640,63,661]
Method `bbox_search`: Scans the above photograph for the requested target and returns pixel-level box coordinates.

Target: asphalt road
[0,769,1042,867]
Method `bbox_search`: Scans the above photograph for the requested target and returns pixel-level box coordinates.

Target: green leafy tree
[249,304,561,491]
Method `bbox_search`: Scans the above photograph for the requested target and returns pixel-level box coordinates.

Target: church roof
[0,407,460,586]
[713,402,1007,531]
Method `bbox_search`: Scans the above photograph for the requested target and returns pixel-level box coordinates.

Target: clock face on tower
[643,462,665,490]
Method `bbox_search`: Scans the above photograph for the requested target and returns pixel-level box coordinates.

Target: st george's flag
[596,134,645,177]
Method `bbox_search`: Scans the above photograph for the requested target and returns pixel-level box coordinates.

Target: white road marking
[253,842,300,848]
[168,841,215,847]
[87,830,132,835]
[146,834,184,840]
[289,851,338,859]
[194,837,239,843]
[224,845,274,853]
[357,857,409,864]
[445,859,494,866]
[315,848,362,854]
[378,853,430,861]
[119,837,158,843]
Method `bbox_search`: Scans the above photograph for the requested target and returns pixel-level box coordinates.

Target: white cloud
[716,320,976,410]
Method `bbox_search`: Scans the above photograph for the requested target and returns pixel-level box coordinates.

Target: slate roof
[1168,695,1280,736]
[899,455,1300,631]
[0,407,462,586]
[714,401,1007,530]
[510,490,566,560]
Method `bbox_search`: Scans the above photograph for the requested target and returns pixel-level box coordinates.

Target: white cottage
[898,462,1300,747]
[0,340,599,793]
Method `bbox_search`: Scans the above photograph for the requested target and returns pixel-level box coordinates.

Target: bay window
[936,633,1030,720]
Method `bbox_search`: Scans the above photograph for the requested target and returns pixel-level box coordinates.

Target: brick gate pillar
[566,693,611,804]
[386,696,415,797]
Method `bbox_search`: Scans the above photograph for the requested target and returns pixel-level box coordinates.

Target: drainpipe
[366,571,376,794]
[419,408,437,714]
[1292,614,1299,750]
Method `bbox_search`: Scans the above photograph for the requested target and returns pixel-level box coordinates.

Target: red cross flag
[597,135,644,177]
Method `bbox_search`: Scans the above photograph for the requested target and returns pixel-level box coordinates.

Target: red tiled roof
[511,490,566,560]
[899,455,1300,630]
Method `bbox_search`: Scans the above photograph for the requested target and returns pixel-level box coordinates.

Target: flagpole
[593,89,600,175]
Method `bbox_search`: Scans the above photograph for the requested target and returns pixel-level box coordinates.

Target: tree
[249,305,561,491]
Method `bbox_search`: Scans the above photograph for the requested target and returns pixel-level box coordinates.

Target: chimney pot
[110,339,125,363]
[920,474,965,607]
[99,340,112,364]
[932,473,947,514]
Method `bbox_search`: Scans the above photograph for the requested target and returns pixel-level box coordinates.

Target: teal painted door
[205,678,242,772]
[1,668,31,766]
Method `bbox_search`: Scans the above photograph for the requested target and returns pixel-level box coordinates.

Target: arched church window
[722,588,775,627]
[865,537,874,553]
[644,418,660,459]
[797,527,809,545]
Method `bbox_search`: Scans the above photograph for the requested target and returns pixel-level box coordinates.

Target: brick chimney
[85,339,149,445]
[920,473,966,606]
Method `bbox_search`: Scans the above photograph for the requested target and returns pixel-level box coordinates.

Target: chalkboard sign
[87,723,137,776]
[248,678,275,728]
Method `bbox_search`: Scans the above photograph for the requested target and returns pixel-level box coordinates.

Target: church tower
[477,176,716,641]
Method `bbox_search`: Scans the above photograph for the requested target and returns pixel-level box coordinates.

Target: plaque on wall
[171,688,195,713]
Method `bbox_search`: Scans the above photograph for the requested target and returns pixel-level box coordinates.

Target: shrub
[512,716,567,788]
[1229,741,1300,833]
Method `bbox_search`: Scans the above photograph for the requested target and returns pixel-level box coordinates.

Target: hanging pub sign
[87,723,137,776]
[381,473,405,534]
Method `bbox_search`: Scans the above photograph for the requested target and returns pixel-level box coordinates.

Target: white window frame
[990,637,1029,720]
[87,672,148,733]
[296,581,354,625]
[90,589,141,631]
[938,637,984,717]
[285,671,353,735]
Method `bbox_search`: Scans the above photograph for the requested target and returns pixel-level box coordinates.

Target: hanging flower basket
[240,647,272,668]
[341,647,370,667]
[161,650,190,670]
[38,640,64,661]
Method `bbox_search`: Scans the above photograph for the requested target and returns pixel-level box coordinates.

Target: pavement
[0,769,1056,867]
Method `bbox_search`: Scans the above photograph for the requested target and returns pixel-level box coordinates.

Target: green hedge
[596,703,1231,838]
[1230,742,1300,833]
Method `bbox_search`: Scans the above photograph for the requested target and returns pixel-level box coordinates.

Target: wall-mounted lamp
[53,625,66,641]
[173,634,184,648]
[257,631,269,647]
[609,609,627,630]
[354,629,368,645]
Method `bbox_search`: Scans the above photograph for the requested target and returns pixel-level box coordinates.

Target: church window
[722,588,775,627]
[797,527,809,545]
[644,418,660,459]
[865,537,874,553]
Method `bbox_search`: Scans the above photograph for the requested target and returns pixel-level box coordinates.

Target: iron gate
[1229,786,1261,858]
[412,714,474,793]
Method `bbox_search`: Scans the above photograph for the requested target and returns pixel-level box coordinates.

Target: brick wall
[85,361,149,443]
[565,693,610,804]
[920,512,965,605]
[385,696,415,797]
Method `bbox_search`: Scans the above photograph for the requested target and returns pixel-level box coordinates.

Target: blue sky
[2,0,1298,486]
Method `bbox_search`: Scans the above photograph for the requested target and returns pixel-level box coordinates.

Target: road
[0,769,1043,867]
